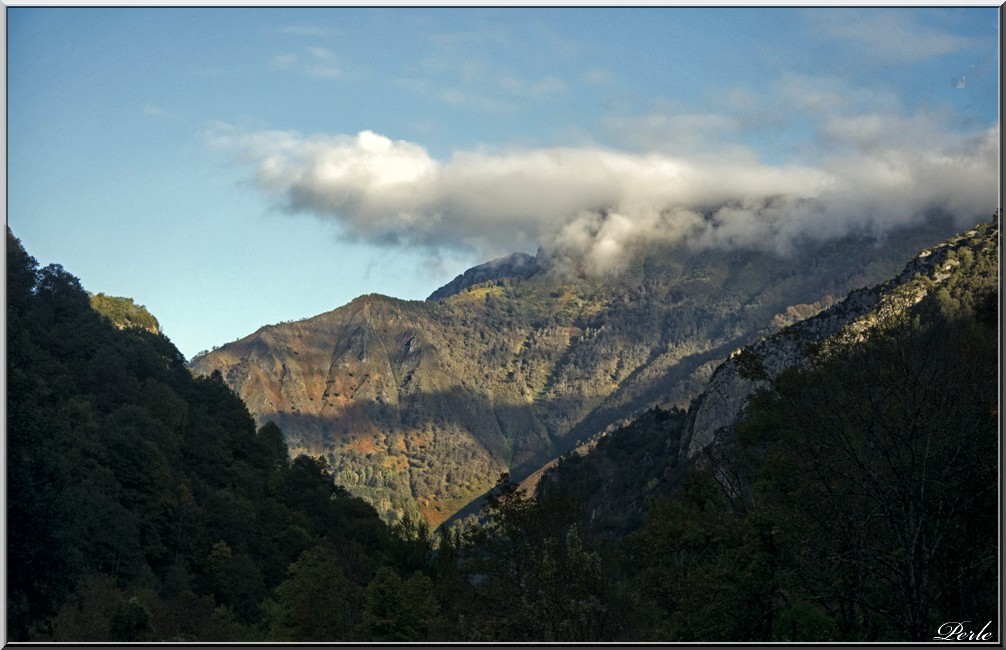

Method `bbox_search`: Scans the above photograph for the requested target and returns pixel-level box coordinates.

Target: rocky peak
[427,252,542,301]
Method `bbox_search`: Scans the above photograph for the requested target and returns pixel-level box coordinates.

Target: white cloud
[775,73,902,117]
[810,9,979,64]
[819,111,956,152]
[603,111,745,157]
[211,118,998,273]
[272,47,341,78]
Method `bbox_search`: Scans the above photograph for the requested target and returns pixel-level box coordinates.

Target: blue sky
[6,7,1000,360]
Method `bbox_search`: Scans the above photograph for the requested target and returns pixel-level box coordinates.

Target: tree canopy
[7,220,997,642]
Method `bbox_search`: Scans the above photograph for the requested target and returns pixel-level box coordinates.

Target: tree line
[7,223,997,642]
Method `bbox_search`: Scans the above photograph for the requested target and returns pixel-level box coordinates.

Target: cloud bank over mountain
[210,114,998,274]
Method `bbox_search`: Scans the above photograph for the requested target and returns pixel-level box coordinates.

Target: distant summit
[191,215,965,526]
[427,252,542,301]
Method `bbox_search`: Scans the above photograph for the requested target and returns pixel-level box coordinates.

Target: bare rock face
[683,217,1000,461]
[682,290,875,461]
[191,217,967,525]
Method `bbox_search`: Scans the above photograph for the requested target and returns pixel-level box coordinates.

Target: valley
[8,6,998,642]
[7,215,997,642]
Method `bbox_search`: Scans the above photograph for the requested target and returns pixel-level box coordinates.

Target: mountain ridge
[190,215,971,525]
[683,214,1000,462]
[532,212,998,541]
[427,252,542,302]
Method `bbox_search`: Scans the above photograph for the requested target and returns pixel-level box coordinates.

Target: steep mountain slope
[683,215,1000,462]
[190,216,967,525]
[534,214,998,544]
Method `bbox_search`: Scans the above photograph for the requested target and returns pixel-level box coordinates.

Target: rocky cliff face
[683,217,1000,462]
[190,217,967,525]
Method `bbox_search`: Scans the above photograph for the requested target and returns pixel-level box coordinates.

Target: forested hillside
[685,217,1001,460]
[531,216,999,641]
[6,229,435,642]
[6,217,997,642]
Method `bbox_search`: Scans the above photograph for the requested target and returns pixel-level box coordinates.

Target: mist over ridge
[190,205,977,526]
[210,119,997,277]
[8,7,999,641]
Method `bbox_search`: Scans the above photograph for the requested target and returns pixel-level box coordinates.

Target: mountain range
[7,212,997,642]
[190,215,974,525]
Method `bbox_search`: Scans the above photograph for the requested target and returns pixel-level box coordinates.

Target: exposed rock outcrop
[683,217,1000,461]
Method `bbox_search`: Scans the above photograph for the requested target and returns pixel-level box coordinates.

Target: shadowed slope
[191,216,965,525]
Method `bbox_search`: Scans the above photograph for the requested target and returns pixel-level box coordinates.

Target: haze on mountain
[7,7,999,644]
[9,8,998,361]
[8,216,996,642]
[531,215,998,641]
[212,120,997,270]
[190,210,976,526]
[183,10,997,526]
[192,43,997,523]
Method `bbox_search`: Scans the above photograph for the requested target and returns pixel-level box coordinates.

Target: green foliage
[47,574,123,641]
[389,515,435,574]
[254,421,289,470]
[627,231,998,641]
[740,304,996,640]
[89,292,160,334]
[733,347,768,381]
[109,597,155,642]
[266,544,360,641]
[7,232,80,636]
[361,567,440,640]
[536,406,689,537]
[450,473,621,641]
[4,228,410,642]
[7,219,996,642]
[629,471,795,640]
